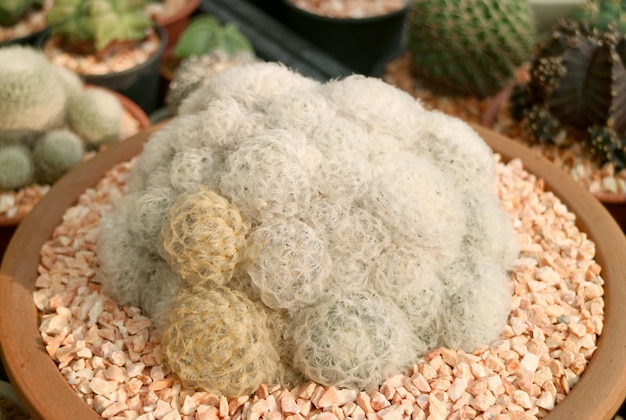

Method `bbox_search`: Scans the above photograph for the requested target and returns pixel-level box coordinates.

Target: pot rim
[0,88,151,228]
[0,123,625,419]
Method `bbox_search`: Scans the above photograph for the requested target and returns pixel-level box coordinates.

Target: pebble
[33,155,604,418]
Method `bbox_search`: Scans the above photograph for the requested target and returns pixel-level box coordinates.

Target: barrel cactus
[511,0,626,169]
[97,62,519,395]
[406,0,536,98]
[46,0,153,51]
[0,0,43,26]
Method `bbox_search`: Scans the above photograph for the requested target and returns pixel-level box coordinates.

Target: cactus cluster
[0,45,125,190]
[0,0,43,27]
[510,0,626,170]
[46,0,153,51]
[406,0,536,98]
[97,62,519,396]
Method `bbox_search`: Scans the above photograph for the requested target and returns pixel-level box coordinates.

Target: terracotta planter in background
[0,124,625,419]
[481,88,626,233]
[0,89,150,258]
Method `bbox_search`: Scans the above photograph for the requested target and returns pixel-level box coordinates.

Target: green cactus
[511,4,626,169]
[0,0,43,27]
[0,46,67,131]
[32,129,85,185]
[66,88,123,148]
[46,0,153,51]
[406,0,536,98]
[172,16,253,60]
[0,144,34,190]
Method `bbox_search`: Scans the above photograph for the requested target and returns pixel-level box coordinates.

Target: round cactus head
[66,88,123,148]
[32,129,85,185]
[0,144,35,191]
[0,0,43,27]
[0,46,67,131]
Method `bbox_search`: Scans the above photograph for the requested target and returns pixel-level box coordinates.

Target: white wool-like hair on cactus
[97,62,519,394]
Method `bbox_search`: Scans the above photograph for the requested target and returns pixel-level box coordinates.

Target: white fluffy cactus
[0,46,67,131]
[32,129,85,184]
[67,88,124,148]
[97,62,519,394]
[0,144,35,190]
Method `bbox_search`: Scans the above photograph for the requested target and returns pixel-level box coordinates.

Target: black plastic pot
[199,0,352,81]
[0,27,47,47]
[36,25,167,114]
[280,1,409,76]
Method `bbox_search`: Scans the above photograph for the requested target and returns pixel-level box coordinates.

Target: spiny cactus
[32,129,85,184]
[406,0,536,98]
[511,2,626,169]
[0,0,42,26]
[0,46,67,131]
[46,0,153,51]
[165,49,257,114]
[0,144,34,190]
[66,88,123,148]
[570,0,626,31]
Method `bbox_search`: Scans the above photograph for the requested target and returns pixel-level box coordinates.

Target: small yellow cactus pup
[161,285,280,396]
[162,186,251,287]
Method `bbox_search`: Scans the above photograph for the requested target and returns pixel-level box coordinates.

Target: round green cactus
[66,88,123,148]
[0,46,67,131]
[0,144,34,190]
[32,129,85,185]
[406,0,536,98]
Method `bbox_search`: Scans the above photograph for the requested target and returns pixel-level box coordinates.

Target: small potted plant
[0,0,51,46]
[38,0,168,113]
[0,44,150,255]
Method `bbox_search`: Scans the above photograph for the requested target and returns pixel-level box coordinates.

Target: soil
[288,0,406,18]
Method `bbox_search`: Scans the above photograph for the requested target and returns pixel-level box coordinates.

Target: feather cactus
[46,0,153,51]
[406,0,536,98]
[511,0,626,169]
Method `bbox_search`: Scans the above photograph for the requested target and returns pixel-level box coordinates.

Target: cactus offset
[46,0,152,51]
[0,144,34,190]
[32,129,85,184]
[406,0,535,98]
[66,88,123,148]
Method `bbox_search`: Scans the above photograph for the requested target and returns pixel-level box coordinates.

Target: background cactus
[406,0,536,98]
[46,0,153,51]
[172,15,252,60]
[0,0,43,26]
[66,88,123,148]
[32,129,85,184]
[511,0,626,169]
[0,46,67,131]
[0,144,34,190]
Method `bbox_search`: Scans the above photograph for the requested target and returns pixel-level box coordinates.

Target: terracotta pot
[0,123,625,419]
[0,89,150,258]
[154,0,201,51]
[481,88,626,233]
